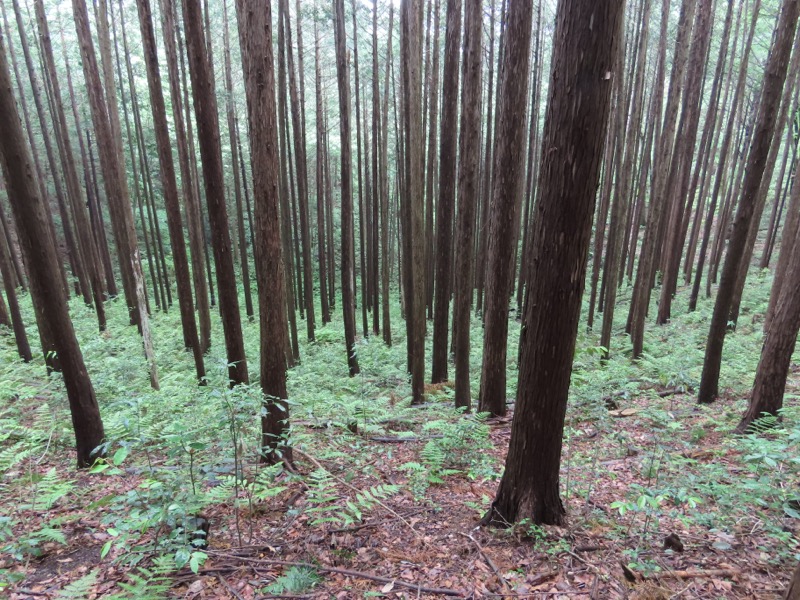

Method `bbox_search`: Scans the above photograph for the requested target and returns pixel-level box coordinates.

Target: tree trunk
[223,0,254,323]
[655,0,715,325]
[452,0,479,409]
[280,0,315,343]
[33,0,107,331]
[181,0,249,387]
[235,0,292,464]
[477,0,534,417]
[431,0,460,384]
[72,0,145,330]
[380,5,394,347]
[0,35,105,467]
[786,561,800,600]
[698,0,800,404]
[334,0,361,377]
[482,0,622,527]
[0,199,31,361]
[135,0,206,384]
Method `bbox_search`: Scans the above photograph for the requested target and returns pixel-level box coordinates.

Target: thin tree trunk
[452,0,479,409]
[477,0,534,417]
[334,0,361,377]
[401,0,425,403]
[431,0,460,384]
[135,0,206,383]
[181,0,250,387]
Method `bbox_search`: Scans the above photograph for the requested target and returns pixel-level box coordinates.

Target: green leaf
[112,446,129,466]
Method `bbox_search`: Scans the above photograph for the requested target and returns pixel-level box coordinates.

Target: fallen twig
[205,552,465,597]
[459,532,511,594]
[217,574,245,600]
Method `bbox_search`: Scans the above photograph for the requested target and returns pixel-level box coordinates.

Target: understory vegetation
[0,269,797,597]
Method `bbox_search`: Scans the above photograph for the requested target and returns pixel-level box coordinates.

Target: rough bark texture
[34,0,106,331]
[160,0,212,353]
[334,0,361,377]
[698,0,800,404]
[787,561,800,600]
[483,0,622,527]
[477,0,534,417]
[737,163,800,431]
[0,34,105,467]
[236,0,292,464]
[452,0,479,410]
[72,0,144,329]
[181,0,249,387]
[431,0,460,385]
[402,0,425,403]
[135,0,205,384]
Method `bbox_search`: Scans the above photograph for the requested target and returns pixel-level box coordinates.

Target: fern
[264,566,321,594]
[109,567,171,600]
[24,468,74,511]
[57,568,99,599]
[0,441,33,471]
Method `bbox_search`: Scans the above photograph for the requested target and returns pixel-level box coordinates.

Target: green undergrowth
[0,268,797,593]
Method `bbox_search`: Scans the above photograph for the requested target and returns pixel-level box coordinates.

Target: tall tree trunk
[181,0,249,387]
[628,0,694,357]
[698,0,800,404]
[72,0,145,330]
[314,21,330,326]
[334,0,361,377]
[401,0,425,403]
[431,0,460,384]
[477,0,534,417]
[655,0,715,324]
[600,0,652,359]
[135,0,206,383]
[0,35,105,467]
[482,0,622,527]
[737,167,800,431]
[689,3,759,311]
[34,0,107,331]
[222,0,254,322]
[11,0,88,307]
[280,0,315,342]
[236,0,292,464]
[452,0,479,409]
[380,5,394,347]
[159,0,211,352]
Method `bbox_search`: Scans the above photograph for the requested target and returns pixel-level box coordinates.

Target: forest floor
[0,271,798,599]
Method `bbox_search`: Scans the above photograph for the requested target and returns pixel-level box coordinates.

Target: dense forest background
[0,0,800,597]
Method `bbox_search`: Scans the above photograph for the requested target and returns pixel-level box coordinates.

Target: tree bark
[431,0,460,384]
[235,0,292,464]
[0,34,105,467]
[33,0,107,331]
[452,0,479,409]
[698,0,800,404]
[135,0,206,383]
[477,0,534,417]
[401,0,425,402]
[334,0,361,377]
[483,0,622,527]
[160,0,212,352]
[181,0,249,387]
